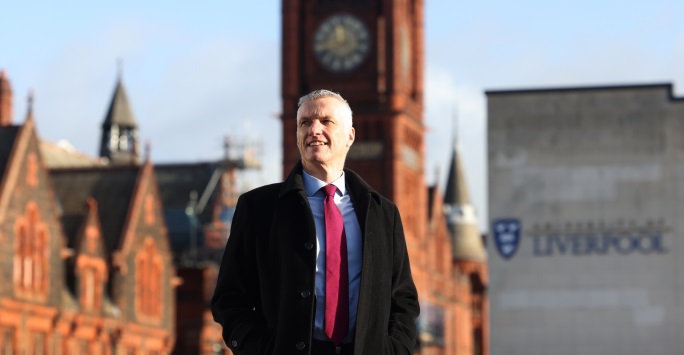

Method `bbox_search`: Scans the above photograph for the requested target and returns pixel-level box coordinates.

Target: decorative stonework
[136,237,163,324]
[144,194,155,225]
[13,202,49,301]
[27,153,39,187]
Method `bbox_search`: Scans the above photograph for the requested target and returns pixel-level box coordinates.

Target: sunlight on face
[296,97,355,171]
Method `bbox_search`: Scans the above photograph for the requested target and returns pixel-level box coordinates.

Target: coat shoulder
[238,182,283,206]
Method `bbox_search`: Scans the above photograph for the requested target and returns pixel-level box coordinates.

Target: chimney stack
[0,69,13,126]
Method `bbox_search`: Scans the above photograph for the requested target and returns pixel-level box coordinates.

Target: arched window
[13,203,49,299]
[136,238,163,321]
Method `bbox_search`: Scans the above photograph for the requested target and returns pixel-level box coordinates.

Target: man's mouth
[308,141,327,146]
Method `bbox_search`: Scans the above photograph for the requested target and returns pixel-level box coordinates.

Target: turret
[444,141,487,262]
[99,75,139,165]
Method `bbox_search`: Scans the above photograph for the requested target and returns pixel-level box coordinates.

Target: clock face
[313,14,371,73]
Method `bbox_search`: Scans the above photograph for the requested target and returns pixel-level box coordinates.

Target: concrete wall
[487,84,684,355]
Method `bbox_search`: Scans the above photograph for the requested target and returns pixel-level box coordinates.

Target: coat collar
[279,161,382,205]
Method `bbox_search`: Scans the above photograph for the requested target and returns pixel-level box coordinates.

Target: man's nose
[308,120,323,134]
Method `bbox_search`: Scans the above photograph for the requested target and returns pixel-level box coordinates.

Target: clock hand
[315,38,341,51]
[335,25,345,43]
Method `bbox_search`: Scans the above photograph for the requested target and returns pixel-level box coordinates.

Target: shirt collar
[302,170,347,197]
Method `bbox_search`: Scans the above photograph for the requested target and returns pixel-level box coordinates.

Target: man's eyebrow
[298,115,333,120]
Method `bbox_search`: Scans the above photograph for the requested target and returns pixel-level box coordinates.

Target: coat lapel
[345,168,382,355]
[279,162,382,353]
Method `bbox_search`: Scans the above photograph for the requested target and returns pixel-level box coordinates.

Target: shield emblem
[493,219,521,259]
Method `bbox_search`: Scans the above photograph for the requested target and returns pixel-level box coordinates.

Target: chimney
[0,69,12,126]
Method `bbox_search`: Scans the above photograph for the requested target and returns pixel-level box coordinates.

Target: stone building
[0,70,177,354]
[488,83,684,355]
[0,69,256,354]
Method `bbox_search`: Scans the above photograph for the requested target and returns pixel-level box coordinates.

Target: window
[136,238,163,321]
[31,332,45,355]
[14,203,49,299]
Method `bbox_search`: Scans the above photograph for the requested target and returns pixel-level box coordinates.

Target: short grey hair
[297,89,353,129]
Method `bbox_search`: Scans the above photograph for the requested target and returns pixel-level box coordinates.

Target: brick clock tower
[281,0,426,247]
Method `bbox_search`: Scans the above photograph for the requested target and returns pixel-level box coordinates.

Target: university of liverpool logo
[493,219,521,259]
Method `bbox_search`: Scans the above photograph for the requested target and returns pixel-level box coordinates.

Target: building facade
[0,71,177,354]
[487,84,684,355]
[0,70,247,355]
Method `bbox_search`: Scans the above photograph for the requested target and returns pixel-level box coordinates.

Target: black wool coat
[211,162,419,355]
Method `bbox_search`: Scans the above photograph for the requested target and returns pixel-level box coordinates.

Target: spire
[25,90,34,122]
[444,142,471,206]
[102,77,138,128]
[443,109,486,262]
[117,58,123,82]
[99,69,140,165]
[444,107,470,205]
[144,139,151,162]
[0,69,13,126]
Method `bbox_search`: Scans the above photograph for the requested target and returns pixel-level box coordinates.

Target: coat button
[300,290,311,298]
[295,342,306,351]
[230,340,238,348]
[304,242,314,250]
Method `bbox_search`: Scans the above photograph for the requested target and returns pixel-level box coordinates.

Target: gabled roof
[50,166,140,255]
[73,198,109,257]
[0,125,20,179]
[102,79,137,128]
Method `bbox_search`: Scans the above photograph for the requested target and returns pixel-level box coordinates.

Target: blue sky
[2,0,683,231]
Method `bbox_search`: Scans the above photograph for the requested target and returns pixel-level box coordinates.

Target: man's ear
[347,127,355,147]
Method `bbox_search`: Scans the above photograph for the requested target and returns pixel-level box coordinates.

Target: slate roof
[50,166,140,253]
[102,79,137,128]
[0,125,20,180]
[40,139,107,169]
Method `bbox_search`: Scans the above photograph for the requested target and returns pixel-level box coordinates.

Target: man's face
[296,97,355,171]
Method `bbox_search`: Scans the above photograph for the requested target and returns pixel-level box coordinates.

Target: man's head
[296,90,355,177]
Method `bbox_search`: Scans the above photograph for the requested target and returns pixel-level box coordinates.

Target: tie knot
[323,184,338,197]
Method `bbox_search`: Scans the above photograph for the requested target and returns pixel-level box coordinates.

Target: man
[211,90,419,355]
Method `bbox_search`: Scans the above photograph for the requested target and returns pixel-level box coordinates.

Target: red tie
[323,184,348,346]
